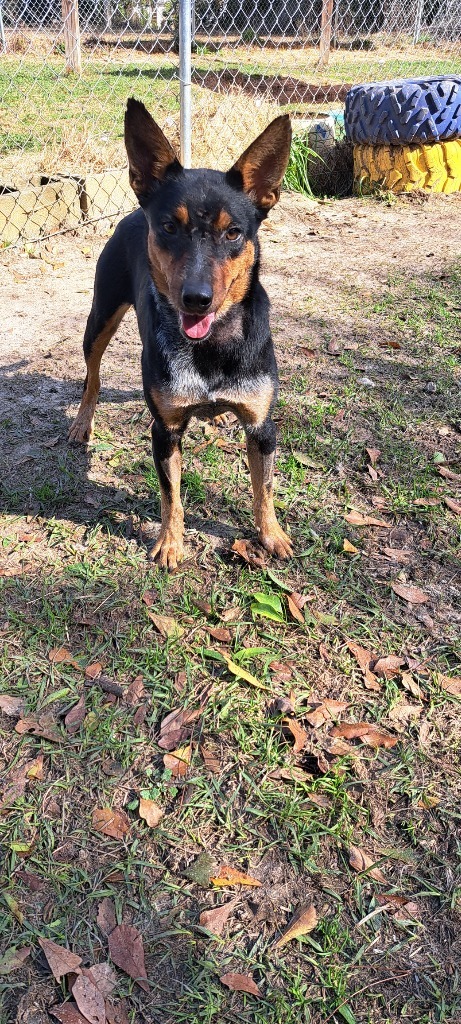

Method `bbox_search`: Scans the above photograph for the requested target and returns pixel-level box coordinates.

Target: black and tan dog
[69,99,293,568]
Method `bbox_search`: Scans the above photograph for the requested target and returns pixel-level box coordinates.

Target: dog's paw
[259,521,293,560]
[151,528,184,570]
[68,410,94,444]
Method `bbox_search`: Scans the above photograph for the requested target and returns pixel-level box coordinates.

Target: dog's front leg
[246,420,293,559]
[151,421,185,569]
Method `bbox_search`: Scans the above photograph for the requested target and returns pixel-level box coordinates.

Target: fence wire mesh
[0,0,460,243]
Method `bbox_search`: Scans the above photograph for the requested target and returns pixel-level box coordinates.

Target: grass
[0,216,461,1023]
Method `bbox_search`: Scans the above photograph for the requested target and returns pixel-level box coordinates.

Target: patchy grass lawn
[0,194,460,1024]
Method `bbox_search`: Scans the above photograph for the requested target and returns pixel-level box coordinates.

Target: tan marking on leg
[246,436,293,559]
[152,447,185,569]
[68,303,130,443]
[150,387,192,430]
[232,379,275,429]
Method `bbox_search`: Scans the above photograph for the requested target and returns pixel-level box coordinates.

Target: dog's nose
[181,282,213,313]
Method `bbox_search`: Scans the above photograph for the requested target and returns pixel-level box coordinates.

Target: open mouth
[179,311,216,341]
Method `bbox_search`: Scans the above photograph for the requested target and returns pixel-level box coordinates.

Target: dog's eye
[225,227,241,241]
[163,221,177,235]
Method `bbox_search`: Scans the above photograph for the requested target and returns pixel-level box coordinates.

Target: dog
[69,99,293,569]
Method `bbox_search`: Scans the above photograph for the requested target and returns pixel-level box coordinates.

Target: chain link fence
[0,0,460,243]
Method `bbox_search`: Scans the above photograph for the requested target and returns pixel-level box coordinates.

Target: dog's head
[124,98,291,342]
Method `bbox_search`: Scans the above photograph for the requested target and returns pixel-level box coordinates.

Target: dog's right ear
[124,98,181,201]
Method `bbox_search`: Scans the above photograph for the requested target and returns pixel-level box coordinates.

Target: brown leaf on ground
[373,655,406,678]
[200,743,221,774]
[194,599,213,616]
[96,898,117,938]
[349,845,387,883]
[211,865,262,888]
[344,511,389,528]
[49,647,80,669]
[438,674,461,696]
[207,626,232,642]
[366,447,381,466]
[376,893,419,918]
[124,675,145,706]
[269,661,293,681]
[133,705,147,726]
[444,496,461,514]
[163,745,192,777]
[38,937,82,981]
[14,869,44,891]
[276,766,312,783]
[331,723,397,749]
[305,699,349,728]
[92,807,130,840]
[382,547,411,563]
[141,590,155,607]
[199,897,239,936]
[85,662,103,680]
[49,1003,89,1024]
[158,707,201,751]
[283,716,308,753]
[15,715,62,742]
[438,465,461,482]
[343,538,359,554]
[388,702,423,724]
[84,965,117,999]
[138,797,163,828]
[273,901,318,949]
[302,792,331,809]
[108,924,149,992]
[326,737,356,756]
[220,606,242,622]
[391,582,429,604]
[0,694,24,717]
[232,537,266,568]
[0,946,31,975]
[286,594,305,623]
[146,610,184,639]
[400,671,426,700]
[346,641,375,673]
[105,999,130,1024]
[220,973,262,997]
[72,973,106,1024]
[64,694,86,734]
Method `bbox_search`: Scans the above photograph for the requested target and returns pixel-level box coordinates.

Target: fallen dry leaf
[84,964,117,999]
[163,745,192,777]
[108,923,149,992]
[438,674,461,696]
[199,897,239,936]
[96,898,117,938]
[276,766,312,783]
[72,974,105,1024]
[331,723,397,749]
[273,901,317,949]
[0,694,24,717]
[92,807,130,840]
[146,610,184,639]
[138,797,163,828]
[231,538,266,568]
[158,707,201,750]
[373,655,406,678]
[207,626,231,643]
[48,647,80,669]
[344,511,389,528]
[0,946,31,975]
[85,662,103,680]
[438,465,461,482]
[49,1004,89,1024]
[366,447,381,466]
[444,496,461,514]
[382,547,411,563]
[269,660,293,681]
[38,937,82,981]
[302,792,331,809]
[105,999,130,1024]
[283,716,308,753]
[220,606,242,623]
[343,539,359,554]
[388,702,423,723]
[200,743,221,774]
[286,594,305,624]
[400,671,425,700]
[64,695,86,734]
[220,972,261,997]
[211,865,261,888]
[346,641,375,673]
[15,715,62,742]
[349,845,386,883]
[391,582,429,604]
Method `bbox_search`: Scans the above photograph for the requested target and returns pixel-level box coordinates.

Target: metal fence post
[179,0,192,168]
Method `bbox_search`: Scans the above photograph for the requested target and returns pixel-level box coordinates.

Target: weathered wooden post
[62,0,82,73]
[318,0,334,67]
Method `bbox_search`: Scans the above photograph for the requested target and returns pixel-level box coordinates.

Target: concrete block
[80,169,134,220]
[0,179,81,245]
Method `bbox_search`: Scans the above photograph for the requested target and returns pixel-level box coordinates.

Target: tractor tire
[353,139,461,194]
[345,76,461,146]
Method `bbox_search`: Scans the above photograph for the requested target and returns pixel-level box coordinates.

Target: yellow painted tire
[353,139,461,194]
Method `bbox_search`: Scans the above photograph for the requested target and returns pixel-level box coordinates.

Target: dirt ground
[1,189,461,428]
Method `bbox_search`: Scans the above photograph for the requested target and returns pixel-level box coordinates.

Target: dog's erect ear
[124,98,181,200]
[227,115,292,213]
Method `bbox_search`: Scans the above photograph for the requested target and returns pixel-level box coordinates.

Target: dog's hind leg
[68,301,130,443]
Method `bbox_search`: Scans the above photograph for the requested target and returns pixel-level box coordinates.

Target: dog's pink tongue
[181,312,215,340]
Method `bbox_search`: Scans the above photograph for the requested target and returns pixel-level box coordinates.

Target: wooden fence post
[318,0,334,67]
[62,0,82,73]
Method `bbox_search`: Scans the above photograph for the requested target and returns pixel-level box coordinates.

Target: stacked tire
[345,76,461,194]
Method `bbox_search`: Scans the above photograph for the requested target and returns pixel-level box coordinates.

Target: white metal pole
[179,0,192,167]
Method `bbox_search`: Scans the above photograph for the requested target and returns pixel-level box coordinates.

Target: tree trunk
[62,0,82,74]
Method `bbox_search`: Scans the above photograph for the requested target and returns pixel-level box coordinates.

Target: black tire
[345,76,461,146]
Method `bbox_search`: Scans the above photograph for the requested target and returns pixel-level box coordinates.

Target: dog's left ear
[124,98,181,201]
[227,115,292,213]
